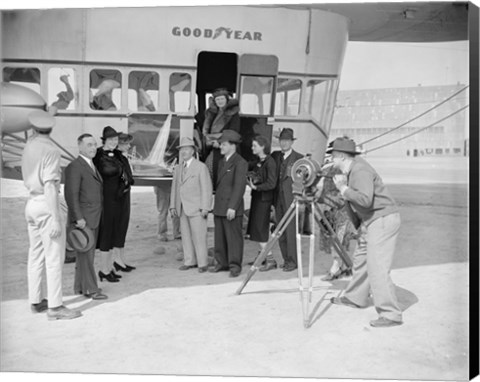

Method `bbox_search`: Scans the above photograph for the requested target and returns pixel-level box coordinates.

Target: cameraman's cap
[218,130,241,144]
[326,137,361,155]
[29,110,56,131]
[279,128,296,141]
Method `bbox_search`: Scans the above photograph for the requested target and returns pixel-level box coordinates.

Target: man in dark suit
[210,130,248,278]
[271,128,304,272]
[64,134,107,300]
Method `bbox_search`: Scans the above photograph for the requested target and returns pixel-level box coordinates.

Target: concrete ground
[0,156,472,381]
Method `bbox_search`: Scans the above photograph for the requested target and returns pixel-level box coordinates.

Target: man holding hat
[271,128,304,272]
[64,133,107,300]
[170,137,213,272]
[210,129,248,277]
[328,136,403,328]
[21,110,82,320]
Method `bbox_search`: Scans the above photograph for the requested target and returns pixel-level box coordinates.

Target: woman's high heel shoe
[98,271,119,283]
[109,270,122,279]
[114,262,133,273]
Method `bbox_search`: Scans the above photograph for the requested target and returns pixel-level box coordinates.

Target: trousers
[74,227,100,295]
[154,184,180,238]
[344,212,402,322]
[25,196,66,308]
[276,200,297,266]
[180,211,208,267]
[214,215,243,272]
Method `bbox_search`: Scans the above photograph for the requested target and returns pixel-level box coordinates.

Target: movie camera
[290,155,330,199]
[236,155,352,328]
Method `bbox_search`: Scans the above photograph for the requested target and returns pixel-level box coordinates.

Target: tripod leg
[295,201,308,327]
[235,200,298,295]
[314,205,353,269]
[308,201,315,304]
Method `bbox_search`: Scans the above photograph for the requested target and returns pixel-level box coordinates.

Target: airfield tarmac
[0,156,471,381]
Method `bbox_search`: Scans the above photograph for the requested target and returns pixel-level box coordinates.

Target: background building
[331,83,469,157]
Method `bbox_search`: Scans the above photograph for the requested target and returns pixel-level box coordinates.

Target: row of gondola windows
[2,67,191,113]
[3,66,335,119]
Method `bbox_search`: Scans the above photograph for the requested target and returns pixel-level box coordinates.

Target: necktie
[182,162,187,179]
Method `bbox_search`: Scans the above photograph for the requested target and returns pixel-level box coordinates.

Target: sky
[339,41,470,90]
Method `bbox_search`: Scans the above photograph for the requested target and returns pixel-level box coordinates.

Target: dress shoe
[85,292,108,300]
[179,264,198,271]
[158,234,169,242]
[98,271,119,283]
[174,235,182,240]
[247,251,265,266]
[64,256,76,264]
[229,269,241,278]
[259,260,277,272]
[114,262,132,273]
[47,306,82,321]
[209,264,229,273]
[248,259,266,266]
[330,296,361,309]
[110,270,122,279]
[321,268,343,281]
[31,298,48,313]
[369,317,403,328]
[282,263,297,272]
[125,264,136,271]
[198,266,208,273]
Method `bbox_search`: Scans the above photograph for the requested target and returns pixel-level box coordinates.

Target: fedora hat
[325,137,362,155]
[176,136,196,149]
[218,129,242,144]
[118,133,134,143]
[67,226,95,253]
[101,126,121,140]
[278,128,296,141]
[28,110,56,131]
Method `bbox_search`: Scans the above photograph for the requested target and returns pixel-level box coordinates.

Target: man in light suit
[64,134,107,300]
[210,130,248,278]
[170,137,213,273]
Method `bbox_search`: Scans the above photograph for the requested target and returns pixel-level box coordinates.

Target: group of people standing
[64,126,136,301]
[22,115,136,320]
[166,88,309,278]
[22,87,404,328]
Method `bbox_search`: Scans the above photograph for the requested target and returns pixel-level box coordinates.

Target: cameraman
[316,149,356,281]
[246,135,278,271]
[328,137,403,328]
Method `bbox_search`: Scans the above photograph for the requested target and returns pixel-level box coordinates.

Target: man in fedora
[65,133,107,300]
[21,110,82,320]
[210,129,248,277]
[271,128,304,272]
[328,136,403,328]
[170,137,213,273]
